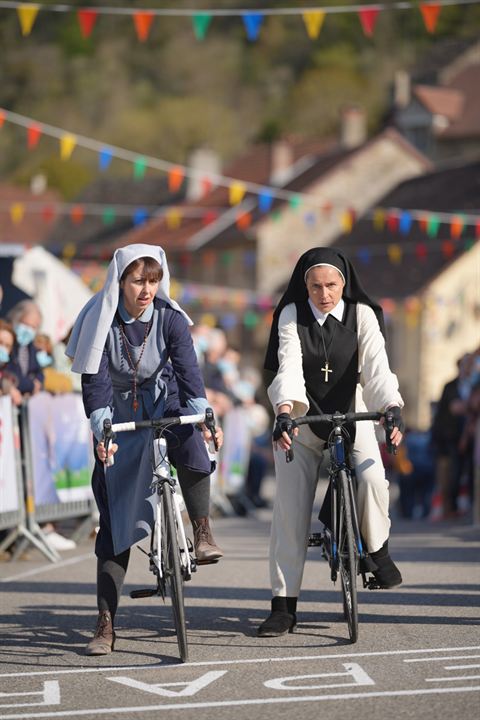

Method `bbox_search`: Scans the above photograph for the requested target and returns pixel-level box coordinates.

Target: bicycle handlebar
[283,409,399,463]
[101,408,218,466]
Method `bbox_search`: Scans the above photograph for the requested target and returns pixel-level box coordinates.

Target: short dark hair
[121,256,163,283]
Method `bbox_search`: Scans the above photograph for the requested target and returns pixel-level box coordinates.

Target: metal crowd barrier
[1,394,95,563]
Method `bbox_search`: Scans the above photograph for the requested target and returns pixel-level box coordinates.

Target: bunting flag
[373,208,385,231]
[133,12,154,42]
[41,205,55,222]
[358,8,380,37]
[192,13,212,40]
[340,209,354,234]
[387,244,402,264]
[242,13,264,41]
[133,156,147,180]
[442,240,455,258]
[427,215,440,238]
[16,3,39,36]
[0,109,5,127]
[399,210,413,235]
[102,207,116,225]
[259,189,274,213]
[27,123,42,149]
[302,11,326,40]
[70,205,84,224]
[288,195,302,211]
[229,181,246,205]
[77,9,98,39]
[133,208,148,225]
[419,2,441,33]
[236,211,252,231]
[60,133,77,160]
[450,215,464,239]
[415,241,428,260]
[168,166,185,193]
[166,208,181,229]
[10,203,25,224]
[200,177,213,197]
[99,147,113,171]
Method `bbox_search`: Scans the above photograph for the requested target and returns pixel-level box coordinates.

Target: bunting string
[2,107,480,230]
[1,0,479,40]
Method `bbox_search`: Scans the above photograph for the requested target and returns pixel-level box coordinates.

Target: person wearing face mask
[34,333,73,395]
[0,319,22,405]
[5,300,44,398]
[258,247,405,638]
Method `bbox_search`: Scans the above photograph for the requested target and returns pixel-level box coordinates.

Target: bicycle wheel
[338,469,359,643]
[161,487,188,662]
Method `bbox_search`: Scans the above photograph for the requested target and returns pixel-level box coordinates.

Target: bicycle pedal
[130,588,158,599]
[308,533,324,547]
[364,575,381,590]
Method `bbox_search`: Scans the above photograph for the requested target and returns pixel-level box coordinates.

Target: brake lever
[384,411,397,456]
[204,407,219,452]
[102,418,116,466]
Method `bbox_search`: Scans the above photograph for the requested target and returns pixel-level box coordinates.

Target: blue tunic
[82,297,211,558]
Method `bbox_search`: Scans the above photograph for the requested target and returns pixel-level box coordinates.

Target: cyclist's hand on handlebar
[272,412,298,451]
[96,440,118,464]
[384,406,405,451]
[201,424,223,451]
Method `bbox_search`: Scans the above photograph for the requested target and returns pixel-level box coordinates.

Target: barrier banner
[0,395,20,515]
[219,406,253,493]
[27,392,93,505]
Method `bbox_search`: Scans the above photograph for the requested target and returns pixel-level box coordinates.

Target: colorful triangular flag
[302,11,326,40]
[419,3,441,34]
[10,203,25,224]
[0,110,5,127]
[17,4,39,36]
[358,8,380,37]
[27,123,42,149]
[60,133,77,160]
[99,147,113,171]
[229,181,246,205]
[168,166,185,193]
[77,9,98,39]
[133,12,155,42]
[133,156,147,180]
[192,14,212,41]
[242,13,264,42]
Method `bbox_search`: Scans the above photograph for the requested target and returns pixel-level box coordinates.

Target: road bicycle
[290,410,396,644]
[102,408,218,662]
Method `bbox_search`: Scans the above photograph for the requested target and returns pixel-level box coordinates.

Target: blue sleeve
[81,346,113,419]
[163,310,208,414]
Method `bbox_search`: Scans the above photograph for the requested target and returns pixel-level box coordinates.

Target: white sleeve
[266,303,309,417]
[357,303,404,412]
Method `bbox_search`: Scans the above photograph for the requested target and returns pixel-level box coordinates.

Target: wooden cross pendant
[321,362,332,382]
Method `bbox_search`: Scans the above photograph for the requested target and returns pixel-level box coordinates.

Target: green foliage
[0,0,478,197]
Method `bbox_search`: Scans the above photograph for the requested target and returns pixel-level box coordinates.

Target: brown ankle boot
[192,517,223,565]
[85,611,115,656]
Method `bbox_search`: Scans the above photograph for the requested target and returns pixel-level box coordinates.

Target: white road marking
[1,645,480,679]
[0,681,60,710]
[0,685,479,719]
[0,554,93,583]
[263,663,374,690]
[109,671,227,697]
[425,675,480,682]
[405,655,480,663]
[444,664,480,669]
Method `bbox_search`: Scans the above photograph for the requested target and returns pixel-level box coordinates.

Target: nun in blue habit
[67,243,223,655]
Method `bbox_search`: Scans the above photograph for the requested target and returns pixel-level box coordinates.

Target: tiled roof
[442,64,480,139]
[333,161,480,299]
[413,85,464,121]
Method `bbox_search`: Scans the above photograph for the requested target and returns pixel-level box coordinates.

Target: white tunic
[267,301,404,418]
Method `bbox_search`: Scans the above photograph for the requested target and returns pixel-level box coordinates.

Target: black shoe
[370,541,402,589]
[257,611,297,637]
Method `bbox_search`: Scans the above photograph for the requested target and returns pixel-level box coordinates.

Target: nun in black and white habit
[258,247,405,637]
[67,244,222,654]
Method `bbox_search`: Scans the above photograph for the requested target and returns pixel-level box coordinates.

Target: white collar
[308,297,345,326]
[118,295,154,324]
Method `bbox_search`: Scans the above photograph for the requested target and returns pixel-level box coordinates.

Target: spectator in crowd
[5,300,44,398]
[0,319,22,406]
[34,333,73,395]
[431,352,474,517]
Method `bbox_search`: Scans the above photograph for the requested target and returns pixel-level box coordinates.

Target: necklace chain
[119,320,151,412]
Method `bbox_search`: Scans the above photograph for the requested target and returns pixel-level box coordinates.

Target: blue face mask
[36,350,52,368]
[0,345,10,364]
[15,323,36,347]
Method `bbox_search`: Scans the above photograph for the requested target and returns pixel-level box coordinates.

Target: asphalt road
[1,482,479,720]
